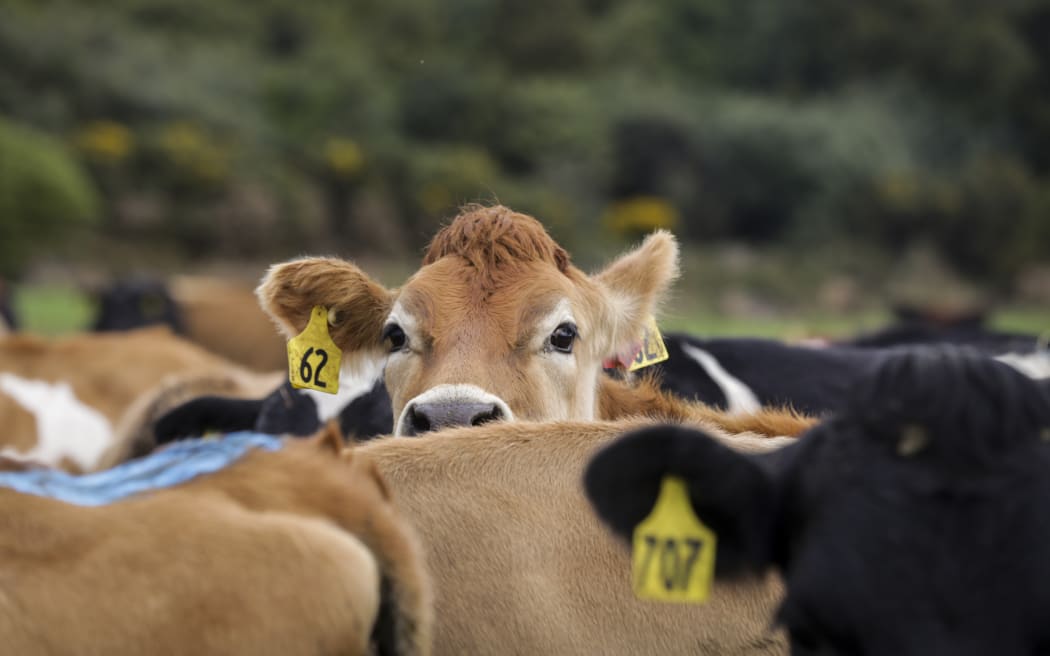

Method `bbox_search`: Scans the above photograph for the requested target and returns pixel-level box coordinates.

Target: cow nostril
[470,405,502,427]
[406,400,506,434]
[407,405,431,435]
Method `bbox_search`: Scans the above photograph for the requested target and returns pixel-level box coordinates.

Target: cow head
[258,205,678,435]
[586,348,1050,656]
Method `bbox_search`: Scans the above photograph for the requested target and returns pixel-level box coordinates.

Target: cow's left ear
[584,424,784,578]
[257,257,395,356]
[591,231,679,358]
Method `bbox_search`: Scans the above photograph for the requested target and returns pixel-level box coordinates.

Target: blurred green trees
[0,117,99,277]
[0,0,1046,286]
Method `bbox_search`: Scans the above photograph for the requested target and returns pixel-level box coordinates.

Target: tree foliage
[0,0,1047,283]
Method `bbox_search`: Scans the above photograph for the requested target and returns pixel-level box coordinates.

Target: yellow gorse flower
[158,121,229,183]
[604,196,680,237]
[323,138,364,178]
[74,121,134,164]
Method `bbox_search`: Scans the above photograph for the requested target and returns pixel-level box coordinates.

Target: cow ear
[314,420,346,454]
[591,231,679,358]
[257,257,395,355]
[584,424,782,579]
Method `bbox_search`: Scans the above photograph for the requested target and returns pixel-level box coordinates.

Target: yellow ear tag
[632,476,716,603]
[627,315,669,372]
[604,316,670,371]
[287,306,341,395]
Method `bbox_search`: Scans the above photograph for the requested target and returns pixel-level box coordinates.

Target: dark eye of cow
[382,323,407,352]
[549,322,577,354]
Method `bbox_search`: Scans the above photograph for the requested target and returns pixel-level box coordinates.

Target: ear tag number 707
[287,306,341,394]
[632,476,716,603]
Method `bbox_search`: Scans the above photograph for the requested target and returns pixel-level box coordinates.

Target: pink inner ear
[603,338,645,370]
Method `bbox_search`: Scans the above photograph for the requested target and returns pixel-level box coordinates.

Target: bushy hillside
[1,0,1048,290]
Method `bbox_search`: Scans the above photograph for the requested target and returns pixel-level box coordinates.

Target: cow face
[586,350,1050,656]
[258,205,678,435]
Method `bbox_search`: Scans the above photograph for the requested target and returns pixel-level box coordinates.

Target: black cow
[841,304,1040,354]
[92,277,184,333]
[586,348,1050,656]
[650,333,1047,416]
[649,333,894,415]
[153,379,393,445]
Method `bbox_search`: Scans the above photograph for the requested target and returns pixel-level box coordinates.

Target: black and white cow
[154,378,392,445]
[586,347,1050,656]
[651,333,1048,416]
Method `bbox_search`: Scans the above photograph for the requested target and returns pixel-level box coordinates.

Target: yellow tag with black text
[632,476,716,603]
[287,306,341,394]
[627,315,670,372]
[604,316,670,371]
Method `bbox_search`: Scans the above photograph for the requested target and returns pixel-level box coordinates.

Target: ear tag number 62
[287,306,341,394]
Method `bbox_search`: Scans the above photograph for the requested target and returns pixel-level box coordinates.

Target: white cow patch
[680,344,762,415]
[0,374,114,471]
[304,355,386,422]
[996,351,1050,380]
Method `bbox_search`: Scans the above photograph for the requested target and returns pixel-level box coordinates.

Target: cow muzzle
[396,384,514,436]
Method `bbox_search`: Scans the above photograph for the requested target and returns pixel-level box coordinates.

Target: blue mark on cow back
[0,432,284,506]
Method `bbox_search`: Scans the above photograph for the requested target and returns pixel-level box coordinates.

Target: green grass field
[14,283,1049,341]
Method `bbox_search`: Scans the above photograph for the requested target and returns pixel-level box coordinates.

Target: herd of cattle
[0,204,1048,655]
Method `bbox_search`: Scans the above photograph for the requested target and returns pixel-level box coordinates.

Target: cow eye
[549,322,577,353]
[382,323,407,352]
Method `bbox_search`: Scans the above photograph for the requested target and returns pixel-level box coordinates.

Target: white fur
[996,351,1050,380]
[396,384,515,436]
[304,354,386,422]
[680,344,762,415]
[0,374,114,471]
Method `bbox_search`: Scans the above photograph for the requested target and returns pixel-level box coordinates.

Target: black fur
[586,347,1050,655]
[370,577,399,656]
[152,379,393,447]
[652,333,890,414]
[841,346,1050,472]
[337,380,393,441]
[585,424,783,578]
[154,397,265,444]
[255,381,323,436]
[92,277,185,333]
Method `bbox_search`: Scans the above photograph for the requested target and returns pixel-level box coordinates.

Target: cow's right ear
[584,424,784,579]
[257,257,395,355]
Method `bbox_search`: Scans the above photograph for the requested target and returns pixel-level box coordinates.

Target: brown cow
[170,275,290,372]
[356,418,789,654]
[258,205,814,437]
[0,427,431,656]
[0,327,278,472]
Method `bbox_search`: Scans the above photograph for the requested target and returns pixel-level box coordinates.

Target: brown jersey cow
[0,428,431,656]
[258,205,813,439]
[356,419,791,655]
[0,327,277,472]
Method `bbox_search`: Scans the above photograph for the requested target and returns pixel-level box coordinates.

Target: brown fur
[598,375,817,437]
[258,205,812,438]
[357,419,791,655]
[0,327,258,472]
[0,430,432,656]
[421,204,572,300]
[170,275,289,372]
